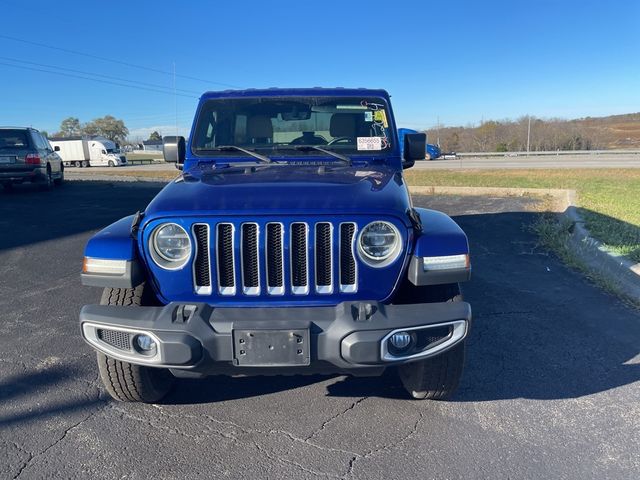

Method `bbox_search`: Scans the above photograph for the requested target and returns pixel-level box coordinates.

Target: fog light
[135,334,156,352]
[389,331,413,350]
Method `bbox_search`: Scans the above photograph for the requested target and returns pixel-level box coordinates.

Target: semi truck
[398,128,441,160]
[49,136,127,167]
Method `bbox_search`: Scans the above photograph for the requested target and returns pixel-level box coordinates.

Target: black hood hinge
[407,208,423,233]
[130,210,145,238]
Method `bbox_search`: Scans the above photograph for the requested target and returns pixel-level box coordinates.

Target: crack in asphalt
[146,404,361,456]
[252,441,344,479]
[109,402,423,478]
[341,412,424,479]
[304,397,368,441]
[11,405,106,479]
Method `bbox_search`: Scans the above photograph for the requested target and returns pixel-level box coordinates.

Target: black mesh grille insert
[193,224,210,288]
[266,223,283,287]
[217,224,235,288]
[291,223,308,287]
[315,223,332,287]
[97,329,131,351]
[242,223,259,288]
[340,223,356,286]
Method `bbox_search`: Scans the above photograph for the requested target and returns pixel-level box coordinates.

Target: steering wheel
[328,136,355,145]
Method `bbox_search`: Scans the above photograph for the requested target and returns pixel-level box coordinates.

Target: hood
[144,163,412,221]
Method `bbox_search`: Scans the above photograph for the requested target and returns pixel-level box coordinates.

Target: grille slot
[266,223,284,294]
[315,223,333,293]
[193,224,211,294]
[290,223,309,294]
[97,329,131,351]
[217,223,236,295]
[339,223,357,292]
[241,223,260,295]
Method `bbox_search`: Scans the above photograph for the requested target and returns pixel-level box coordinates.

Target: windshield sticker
[357,137,383,151]
[373,110,388,128]
[364,111,373,122]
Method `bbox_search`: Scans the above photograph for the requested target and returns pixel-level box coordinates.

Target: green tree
[148,131,162,141]
[82,115,129,142]
[59,117,81,137]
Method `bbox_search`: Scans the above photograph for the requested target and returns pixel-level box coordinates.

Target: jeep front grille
[193,221,358,296]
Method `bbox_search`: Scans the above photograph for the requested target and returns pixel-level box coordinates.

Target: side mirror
[54,146,60,152]
[402,133,426,169]
[163,136,186,170]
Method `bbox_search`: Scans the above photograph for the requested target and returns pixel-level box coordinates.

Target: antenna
[173,61,178,137]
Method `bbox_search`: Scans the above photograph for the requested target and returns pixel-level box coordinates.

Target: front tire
[97,351,174,403]
[396,283,466,400]
[96,284,174,403]
[398,342,465,400]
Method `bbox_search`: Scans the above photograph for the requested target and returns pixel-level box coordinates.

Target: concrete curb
[409,185,640,301]
[563,205,640,301]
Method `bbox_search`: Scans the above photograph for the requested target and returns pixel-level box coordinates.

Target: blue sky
[1,0,638,139]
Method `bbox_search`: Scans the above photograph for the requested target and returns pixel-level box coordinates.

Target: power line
[0,34,241,88]
[0,61,198,98]
[0,56,202,95]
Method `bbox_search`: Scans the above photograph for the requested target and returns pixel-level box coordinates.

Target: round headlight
[150,223,191,269]
[358,221,402,267]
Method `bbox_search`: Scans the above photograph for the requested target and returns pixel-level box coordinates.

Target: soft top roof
[200,87,390,100]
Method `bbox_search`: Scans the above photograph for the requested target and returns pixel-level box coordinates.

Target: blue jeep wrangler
[79,88,471,402]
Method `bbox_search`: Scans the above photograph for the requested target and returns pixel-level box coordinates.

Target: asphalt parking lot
[1,181,639,479]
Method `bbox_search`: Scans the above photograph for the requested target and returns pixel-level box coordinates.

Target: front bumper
[79,301,471,376]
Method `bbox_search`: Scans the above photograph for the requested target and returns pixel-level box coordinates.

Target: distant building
[141,140,163,152]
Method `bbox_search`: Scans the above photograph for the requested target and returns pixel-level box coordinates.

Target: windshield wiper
[200,145,272,163]
[294,146,352,166]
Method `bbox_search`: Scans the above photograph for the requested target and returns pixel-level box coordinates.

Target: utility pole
[526,116,531,156]
[436,115,440,146]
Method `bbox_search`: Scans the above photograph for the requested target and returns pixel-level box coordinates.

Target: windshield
[191,96,393,157]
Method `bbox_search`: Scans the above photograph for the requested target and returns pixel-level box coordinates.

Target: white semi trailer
[49,137,127,167]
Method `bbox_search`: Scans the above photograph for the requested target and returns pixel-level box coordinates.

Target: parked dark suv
[0,127,64,190]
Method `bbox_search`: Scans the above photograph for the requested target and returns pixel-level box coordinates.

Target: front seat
[329,113,357,142]
[247,115,273,144]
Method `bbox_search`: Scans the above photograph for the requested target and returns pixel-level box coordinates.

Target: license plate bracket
[233,329,310,367]
[0,156,16,164]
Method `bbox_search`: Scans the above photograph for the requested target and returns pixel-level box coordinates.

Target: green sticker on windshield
[373,110,388,128]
